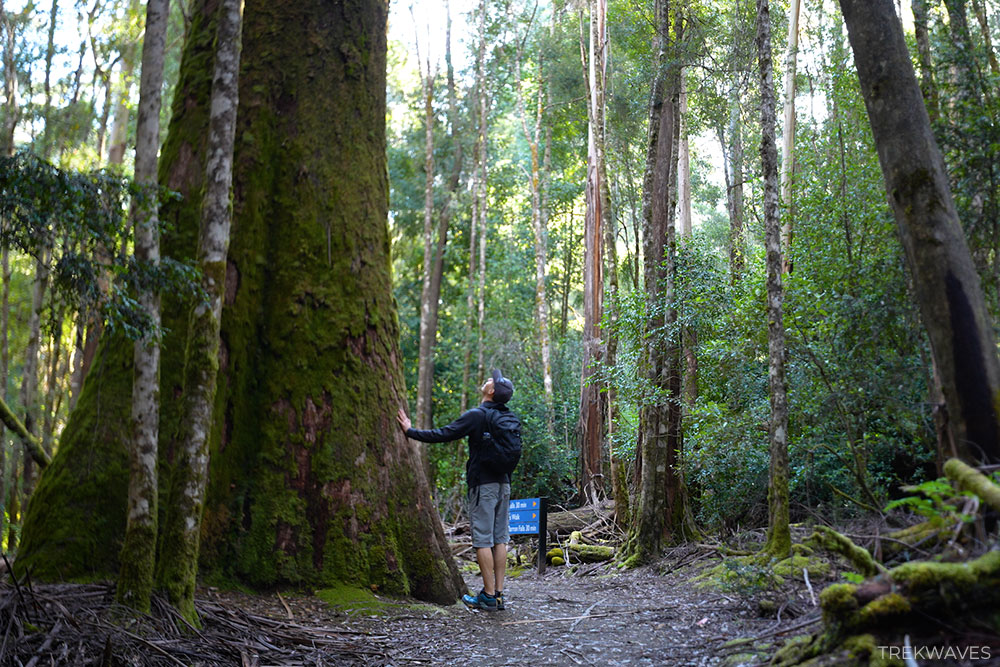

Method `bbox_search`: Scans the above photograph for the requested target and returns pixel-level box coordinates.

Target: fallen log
[805,525,885,577]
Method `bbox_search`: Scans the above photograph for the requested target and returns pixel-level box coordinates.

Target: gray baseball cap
[491,368,514,403]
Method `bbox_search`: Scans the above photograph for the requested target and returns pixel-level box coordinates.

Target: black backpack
[478,407,522,475]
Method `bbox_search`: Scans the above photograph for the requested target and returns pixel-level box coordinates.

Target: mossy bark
[19,0,463,605]
[17,0,217,584]
[943,457,1000,513]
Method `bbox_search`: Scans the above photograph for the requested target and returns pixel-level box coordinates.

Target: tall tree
[414,30,437,431]
[117,0,169,613]
[513,16,554,428]
[578,0,609,504]
[0,0,14,545]
[757,0,790,558]
[18,0,464,604]
[155,0,241,623]
[461,0,488,413]
[624,0,689,564]
[839,0,1000,465]
[911,0,939,123]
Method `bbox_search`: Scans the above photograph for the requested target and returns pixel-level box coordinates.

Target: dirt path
[246,558,791,666]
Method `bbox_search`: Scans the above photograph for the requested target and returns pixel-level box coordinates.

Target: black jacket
[405,400,511,488]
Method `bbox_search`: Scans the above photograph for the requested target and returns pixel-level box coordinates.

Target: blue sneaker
[462,589,498,611]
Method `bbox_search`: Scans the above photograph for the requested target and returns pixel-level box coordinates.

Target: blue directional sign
[509,498,541,535]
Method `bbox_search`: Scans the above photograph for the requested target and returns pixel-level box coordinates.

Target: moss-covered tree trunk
[839,0,1000,465]
[18,0,463,605]
[756,0,791,559]
[155,0,241,624]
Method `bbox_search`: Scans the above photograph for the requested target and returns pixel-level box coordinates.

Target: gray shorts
[468,482,511,548]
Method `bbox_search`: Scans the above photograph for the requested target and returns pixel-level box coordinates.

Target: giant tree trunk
[18,0,464,605]
[155,0,241,624]
[757,0,791,559]
[117,0,169,614]
[839,0,1000,465]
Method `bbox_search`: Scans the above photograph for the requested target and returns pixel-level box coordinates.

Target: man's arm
[398,407,481,443]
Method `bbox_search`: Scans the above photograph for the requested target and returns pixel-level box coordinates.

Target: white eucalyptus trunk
[415,60,436,430]
[779,0,800,274]
[117,0,169,614]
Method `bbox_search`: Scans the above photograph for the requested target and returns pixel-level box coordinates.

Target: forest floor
[5,541,821,666]
[242,545,802,666]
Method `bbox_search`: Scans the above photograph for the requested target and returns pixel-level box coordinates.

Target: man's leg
[492,542,506,594]
[476,547,496,595]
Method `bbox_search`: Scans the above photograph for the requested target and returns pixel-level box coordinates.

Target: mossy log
[546,543,614,565]
[944,457,1000,513]
[772,550,1000,665]
[805,525,884,577]
[546,502,614,534]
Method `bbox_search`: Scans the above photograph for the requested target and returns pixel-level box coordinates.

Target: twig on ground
[803,568,817,607]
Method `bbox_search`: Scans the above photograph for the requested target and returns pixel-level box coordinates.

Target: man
[396,369,516,611]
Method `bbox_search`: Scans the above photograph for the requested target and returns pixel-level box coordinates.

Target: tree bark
[415,49,436,431]
[624,0,690,565]
[19,0,465,604]
[578,0,608,504]
[779,0,799,274]
[117,0,169,614]
[970,0,999,76]
[155,0,241,624]
[839,0,1000,464]
[757,0,791,559]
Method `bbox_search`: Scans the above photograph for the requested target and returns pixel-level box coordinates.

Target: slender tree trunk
[578,0,608,504]
[117,0,169,614]
[40,0,58,160]
[625,0,690,564]
[779,0,800,274]
[415,52,436,430]
[757,0,791,559]
[514,25,555,430]
[20,249,49,498]
[1,1,17,154]
[726,91,746,281]
[911,0,939,123]
[155,0,241,623]
[839,0,1000,464]
[0,0,13,544]
[462,0,487,411]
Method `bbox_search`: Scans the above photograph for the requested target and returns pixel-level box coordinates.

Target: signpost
[508,497,547,574]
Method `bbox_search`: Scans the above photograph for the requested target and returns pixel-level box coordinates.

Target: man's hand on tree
[396,408,411,432]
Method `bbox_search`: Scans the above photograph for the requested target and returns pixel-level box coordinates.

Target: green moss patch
[316,583,444,617]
